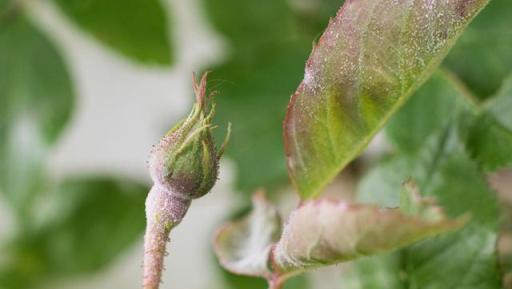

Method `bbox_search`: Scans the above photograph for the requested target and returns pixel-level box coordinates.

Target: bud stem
[143,185,191,289]
[268,278,284,289]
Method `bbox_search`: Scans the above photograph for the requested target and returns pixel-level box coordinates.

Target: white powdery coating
[143,185,191,289]
[215,193,281,279]
[284,0,489,197]
[272,200,464,275]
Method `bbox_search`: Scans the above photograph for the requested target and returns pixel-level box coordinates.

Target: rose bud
[143,72,230,289]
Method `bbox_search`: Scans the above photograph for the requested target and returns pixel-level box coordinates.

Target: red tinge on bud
[143,72,230,289]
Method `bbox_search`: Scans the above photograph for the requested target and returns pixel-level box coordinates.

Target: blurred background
[0,0,511,288]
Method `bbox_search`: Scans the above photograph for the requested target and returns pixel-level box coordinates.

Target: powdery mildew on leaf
[214,192,282,279]
[271,199,467,278]
[284,0,490,198]
[214,188,467,287]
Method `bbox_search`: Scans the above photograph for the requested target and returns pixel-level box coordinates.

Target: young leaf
[466,74,512,170]
[0,16,74,216]
[215,189,466,287]
[284,0,489,198]
[215,192,282,279]
[54,0,172,65]
[272,195,466,279]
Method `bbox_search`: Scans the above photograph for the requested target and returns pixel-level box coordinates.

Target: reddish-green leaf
[284,0,490,198]
[214,188,466,287]
[272,192,466,279]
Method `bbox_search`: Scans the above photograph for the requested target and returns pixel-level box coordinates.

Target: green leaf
[0,0,9,12]
[408,149,501,288]
[211,44,311,193]
[0,17,74,215]
[0,177,148,288]
[466,115,512,170]
[284,0,490,198]
[444,0,512,98]
[341,253,405,289]
[204,0,341,194]
[386,71,463,154]
[356,129,501,289]
[54,0,172,65]
[466,74,512,170]
[203,0,294,48]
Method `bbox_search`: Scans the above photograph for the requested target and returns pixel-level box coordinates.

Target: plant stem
[143,185,191,289]
[268,276,284,289]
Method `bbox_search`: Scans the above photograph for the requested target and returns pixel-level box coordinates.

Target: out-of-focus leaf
[54,0,172,65]
[284,0,489,198]
[466,75,512,170]
[211,44,311,193]
[272,194,465,280]
[355,128,501,289]
[466,116,512,170]
[0,177,148,288]
[341,253,405,289]
[445,0,512,98]
[0,0,9,12]
[37,177,148,273]
[409,148,500,288]
[386,72,462,154]
[203,0,294,48]
[205,0,341,194]
[214,192,282,279]
[0,17,73,216]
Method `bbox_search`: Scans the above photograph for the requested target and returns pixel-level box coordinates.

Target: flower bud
[148,72,230,200]
[143,73,230,289]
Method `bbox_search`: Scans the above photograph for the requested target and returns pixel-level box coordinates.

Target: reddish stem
[268,275,284,289]
[143,186,191,289]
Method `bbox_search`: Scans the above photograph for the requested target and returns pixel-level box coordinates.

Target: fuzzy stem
[268,275,285,289]
[268,280,284,289]
[143,185,191,289]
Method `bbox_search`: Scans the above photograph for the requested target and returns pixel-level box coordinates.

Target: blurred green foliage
[55,0,172,65]
[0,0,167,288]
[0,177,147,289]
[466,75,512,170]
[0,16,73,219]
[355,71,503,289]
[205,0,343,194]
[445,0,512,99]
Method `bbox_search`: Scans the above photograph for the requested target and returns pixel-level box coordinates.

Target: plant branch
[268,278,284,289]
[143,186,191,289]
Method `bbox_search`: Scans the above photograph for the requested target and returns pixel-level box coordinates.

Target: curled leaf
[214,192,282,279]
[284,0,490,198]
[272,197,467,278]
[214,187,467,286]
